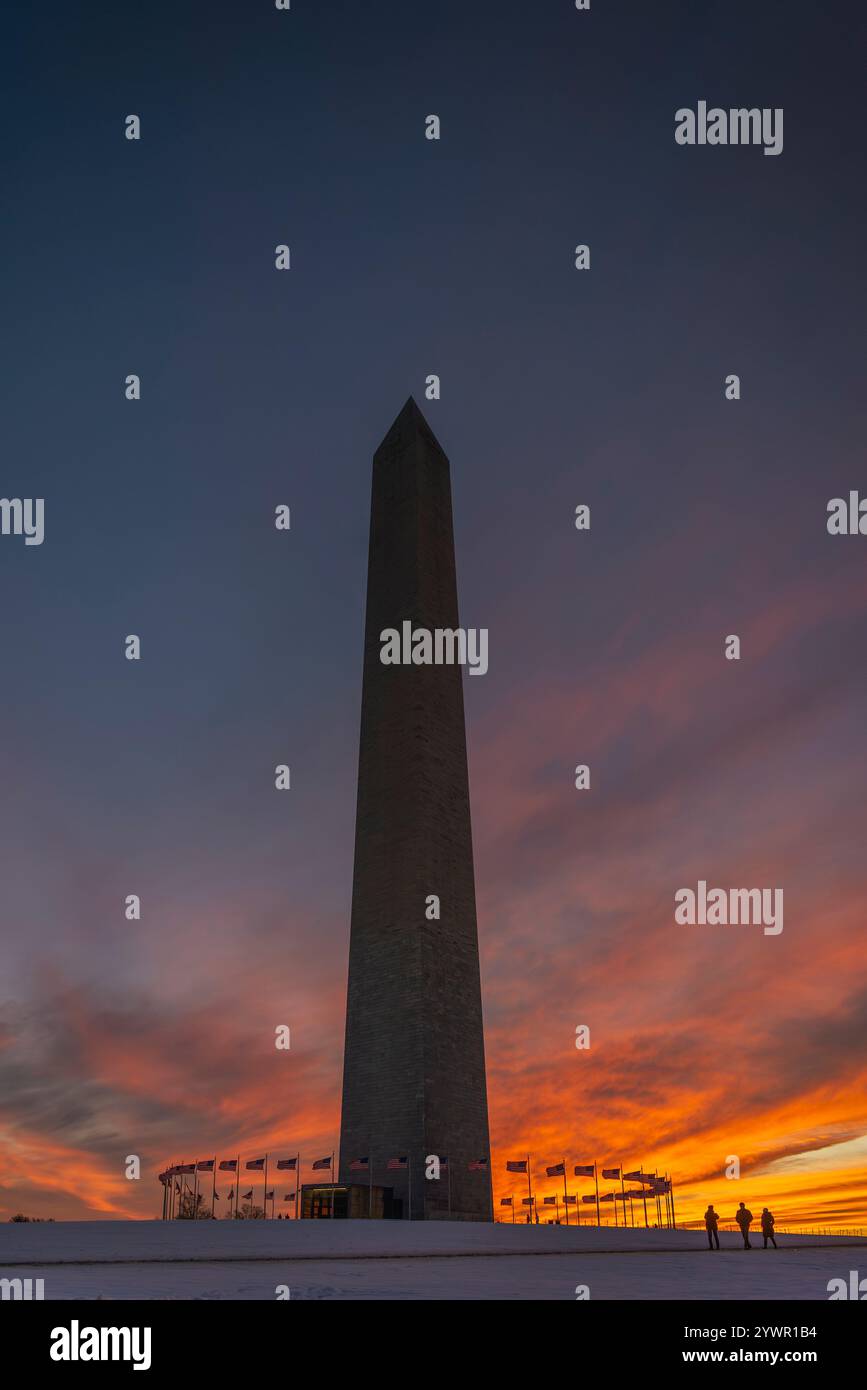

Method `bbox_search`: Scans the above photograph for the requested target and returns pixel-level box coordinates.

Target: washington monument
[338,399,493,1221]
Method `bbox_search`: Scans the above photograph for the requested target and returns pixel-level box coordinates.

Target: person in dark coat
[736,1201,753,1248]
[704,1204,720,1249]
[761,1207,777,1248]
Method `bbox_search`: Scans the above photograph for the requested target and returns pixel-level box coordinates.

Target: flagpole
[670,1174,677,1229]
[594,1162,601,1228]
[408,1156,412,1221]
[193,1167,199,1220]
[369,1147,373,1219]
[296,1153,301,1221]
[235,1155,240,1219]
[526,1155,532,1224]
[330,1151,335,1218]
[561,1157,569,1226]
[447,1158,451,1218]
[641,1162,649,1228]
[211,1156,217,1219]
[620,1165,626,1225]
[263,1154,269,1220]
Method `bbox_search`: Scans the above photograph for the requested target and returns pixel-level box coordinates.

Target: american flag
[564,1194,577,1204]
[602,1168,620,1180]
[265,1190,274,1200]
[312,1156,332,1171]
[197,1159,214,1172]
[386,1156,408,1170]
[219,1160,237,1172]
[500,1197,513,1206]
[468,1158,487,1171]
[177,1164,195,1174]
[506,1160,527,1173]
[242,1189,253,1200]
[246,1158,266,1171]
[228,1187,234,1200]
[543,1196,557,1205]
[582,1195,597,1203]
[546,1162,565,1177]
[600,1193,615,1202]
[574,1164,595,1177]
[283,1193,296,1201]
[624,1170,643,1181]
[276,1158,297,1171]
[350,1157,369,1171]
[521,1197,534,1205]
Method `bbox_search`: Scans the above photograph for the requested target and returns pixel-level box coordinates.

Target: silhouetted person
[704,1204,720,1249]
[736,1202,753,1248]
[761,1208,777,1248]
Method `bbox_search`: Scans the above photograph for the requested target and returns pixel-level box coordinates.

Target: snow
[2,1220,865,1300]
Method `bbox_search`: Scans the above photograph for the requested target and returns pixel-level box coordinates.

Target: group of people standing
[704,1202,777,1249]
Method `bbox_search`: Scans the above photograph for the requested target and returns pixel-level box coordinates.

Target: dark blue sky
[2,1,867,1221]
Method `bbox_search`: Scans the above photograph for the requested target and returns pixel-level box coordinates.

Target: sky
[1,1,866,1230]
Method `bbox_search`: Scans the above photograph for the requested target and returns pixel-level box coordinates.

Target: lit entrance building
[300,1182,399,1220]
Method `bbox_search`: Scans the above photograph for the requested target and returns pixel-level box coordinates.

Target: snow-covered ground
[2,1220,865,1300]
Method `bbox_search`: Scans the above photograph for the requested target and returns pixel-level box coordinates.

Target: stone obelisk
[338,398,492,1221]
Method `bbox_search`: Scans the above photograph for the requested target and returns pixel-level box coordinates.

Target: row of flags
[501,1191,666,1205]
[159,1156,316,1178]
[499,1159,675,1227]
[159,1154,493,1182]
[505,1160,671,1195]
[159,1154,322,1220]
[159,1151,672,1225]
